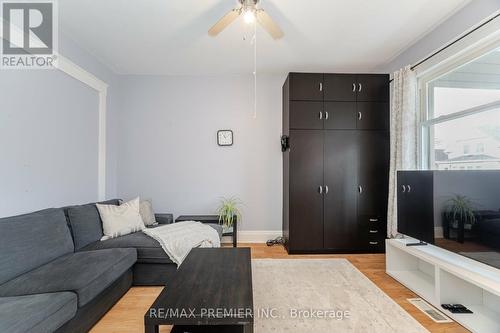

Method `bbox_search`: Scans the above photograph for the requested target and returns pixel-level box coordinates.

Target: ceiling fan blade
[208,9,240,36]
[256,9,284,39]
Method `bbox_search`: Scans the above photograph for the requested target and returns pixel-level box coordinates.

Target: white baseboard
[221,230,282,244]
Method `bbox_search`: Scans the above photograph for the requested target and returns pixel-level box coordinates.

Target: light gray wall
[0,33,118,217]
[116,74,285,231]
[0,69,99,216]
[380,0,500,73]
[60,33,120,198]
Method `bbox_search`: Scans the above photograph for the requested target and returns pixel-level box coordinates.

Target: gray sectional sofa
[0,199,222,333]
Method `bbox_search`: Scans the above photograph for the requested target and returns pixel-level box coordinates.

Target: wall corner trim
[56,55,108,201]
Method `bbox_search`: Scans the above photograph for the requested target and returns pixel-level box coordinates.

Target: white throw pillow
[139,199,156,226]
[97,197,145,240]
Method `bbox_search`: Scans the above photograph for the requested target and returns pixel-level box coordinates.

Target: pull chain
[251,20,257,119]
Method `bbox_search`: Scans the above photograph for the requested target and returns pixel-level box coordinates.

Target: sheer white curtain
[387,65,419,238]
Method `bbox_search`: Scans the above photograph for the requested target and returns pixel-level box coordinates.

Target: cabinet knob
[369,218,378,222]
[358,83,362,92]
[369,241,379,245]
[401,185,406,193]
[318,186,323,194]
[369,230,378,233]
[325,111,329,120]
[352,83,356,92]
[319,111,323,120]
[319,82,323,92]
[407,185,412,193]
[358,185,363,194]
[325,185,329,194]
[358,111,362,120]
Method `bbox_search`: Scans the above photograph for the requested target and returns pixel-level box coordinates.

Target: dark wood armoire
[282,73,390,254]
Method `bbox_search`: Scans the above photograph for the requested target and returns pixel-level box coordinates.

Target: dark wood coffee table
[144,248,253,333]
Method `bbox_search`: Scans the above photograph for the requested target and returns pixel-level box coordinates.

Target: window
[421,47,500,170]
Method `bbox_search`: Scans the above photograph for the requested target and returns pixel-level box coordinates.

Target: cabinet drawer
[366,226,386,252]
[367,239,384,252]
[367,216,383,227]
[363,216,384,229]
[368,230,385,242]
[367,239,382,246]
[367,227,382,237]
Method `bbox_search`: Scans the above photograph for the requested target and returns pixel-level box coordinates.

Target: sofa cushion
[155,213,173,225]
[0,292,77,333]
[63,199,121,250]
[0,248,137,307]
[67,205,105,250]
[80,232,174,264]
[0,208,74,285]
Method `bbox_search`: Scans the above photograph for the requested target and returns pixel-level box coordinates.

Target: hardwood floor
[90,244,469,333]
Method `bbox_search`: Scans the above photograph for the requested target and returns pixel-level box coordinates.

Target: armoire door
[356,74,390,102]
[324,102,356,129]
[289,101,324,129]
[323,130,358,250]
[289,73,324,101]
[357,131,390,216]
[356,102,389,130]
[289,130,324,250]
[323,74,357,101]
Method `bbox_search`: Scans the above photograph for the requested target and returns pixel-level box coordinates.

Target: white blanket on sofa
[142,221,221,265]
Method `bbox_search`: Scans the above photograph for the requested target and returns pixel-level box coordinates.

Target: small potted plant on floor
[216,197,242,233]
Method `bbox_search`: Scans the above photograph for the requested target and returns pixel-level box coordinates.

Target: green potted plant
[443,194,477,242]
[216,197,242,232]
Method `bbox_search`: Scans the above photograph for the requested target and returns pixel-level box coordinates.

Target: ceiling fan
[208,0,284,39]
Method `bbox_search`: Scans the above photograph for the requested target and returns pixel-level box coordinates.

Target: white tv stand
[386,238,500,333]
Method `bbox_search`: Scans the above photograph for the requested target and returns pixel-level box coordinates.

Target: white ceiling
[59,0,471,75]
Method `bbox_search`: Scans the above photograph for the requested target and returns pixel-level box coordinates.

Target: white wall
[0,33,118,217]
[60,34,120,199]
[116,74,285,232]
[0,70,98,216]
[380,0,500,73]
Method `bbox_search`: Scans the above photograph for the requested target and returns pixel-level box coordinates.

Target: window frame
[418,37,500,170]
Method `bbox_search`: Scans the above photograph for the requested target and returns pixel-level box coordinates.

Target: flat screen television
[397,170,500,269]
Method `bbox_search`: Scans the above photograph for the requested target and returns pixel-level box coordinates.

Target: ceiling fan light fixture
[208,0,283,39]
[243,9,256,24]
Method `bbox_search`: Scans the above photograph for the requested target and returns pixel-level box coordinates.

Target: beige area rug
[252,259,429,332]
